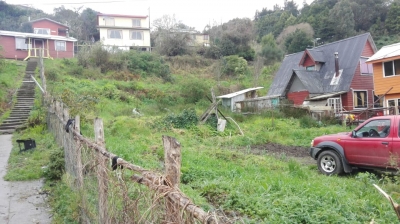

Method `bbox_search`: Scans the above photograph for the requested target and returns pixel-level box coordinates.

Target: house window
[132,19,141,27]
[203,35,209,40]
[130,31,142,40]
[373,91,383,108]
[34,28,50,35]
[360,57,373,74]
[306,66,315,71]
[104,17,115,26]
[15,37,30,50]
[383,59,400,77]
[353,90,367,109]
[387,99,400,115]
[107,29,122,39]
[55,41,66,51]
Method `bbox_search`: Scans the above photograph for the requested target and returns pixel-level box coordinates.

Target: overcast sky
[7,0,312,31]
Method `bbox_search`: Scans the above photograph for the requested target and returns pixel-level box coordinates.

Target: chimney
[335,52,339,77]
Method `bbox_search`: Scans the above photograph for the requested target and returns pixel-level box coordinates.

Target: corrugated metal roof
[294,70,323,93]
[267,33,374,97]
[307,49,325,62]
[366,42,400,62]
[0,30,77,41]
[217,87,264,99]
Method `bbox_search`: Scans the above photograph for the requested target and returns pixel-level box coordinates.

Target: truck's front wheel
[317,151,343,175]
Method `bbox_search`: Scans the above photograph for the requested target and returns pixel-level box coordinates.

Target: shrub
[204,45,222,59]
[159,108,199,129]
[125,50,173,82]
[299,116,320,128]
[180,78,210,104]
[43,148,65,181]
[279,100,308,118]
[221,55,249,77]
[45,68,59,81]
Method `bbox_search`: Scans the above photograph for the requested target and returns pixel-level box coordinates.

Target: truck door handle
[381,142,389,145]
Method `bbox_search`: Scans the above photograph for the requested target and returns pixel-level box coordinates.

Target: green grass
[0,59,26,121]
[4,124,56,181]
[6,56,400,223]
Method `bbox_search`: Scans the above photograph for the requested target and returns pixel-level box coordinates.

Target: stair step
[0,125,21,130]
[3,119,26,123]
[0,122,24,127]
[0,129,15,134]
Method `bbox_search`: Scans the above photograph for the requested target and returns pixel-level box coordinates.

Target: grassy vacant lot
[4,49,400,223]
[0,59,26,122]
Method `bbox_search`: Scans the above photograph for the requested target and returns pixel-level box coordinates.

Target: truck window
[356,119,390,138]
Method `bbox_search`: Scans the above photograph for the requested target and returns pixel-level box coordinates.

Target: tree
[328,0,355,41]
[208,18,254,59]
[349,0,387,32]
[254,7,284,41]
[151,15,191,56]
[385,2,400,35]
[20,22,33,33]
[284,29,313,54]
[53,6,82,39]
[284,0,299,16]
[79,8,99,41]
[260,33,283,64]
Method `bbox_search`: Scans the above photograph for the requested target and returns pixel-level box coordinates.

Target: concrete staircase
[0,60,37,134]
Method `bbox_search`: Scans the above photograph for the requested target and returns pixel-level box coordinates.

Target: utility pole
[148,7,151,52]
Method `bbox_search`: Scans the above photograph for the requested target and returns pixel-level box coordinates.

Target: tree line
[1,0,400,64]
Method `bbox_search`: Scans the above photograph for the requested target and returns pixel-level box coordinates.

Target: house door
[34,39,44,57]
[327,98,342,115]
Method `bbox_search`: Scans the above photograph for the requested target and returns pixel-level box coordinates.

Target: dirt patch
[250,143,316,165]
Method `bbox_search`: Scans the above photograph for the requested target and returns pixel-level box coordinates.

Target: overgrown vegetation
[3,46,399,223]
[37,53,400,222]
[0,58,25,121]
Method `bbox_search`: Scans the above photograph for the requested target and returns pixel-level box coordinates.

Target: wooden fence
[45,96,225,223]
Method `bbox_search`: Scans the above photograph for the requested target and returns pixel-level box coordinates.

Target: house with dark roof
[0,18,77,60]
[366,42,400,115]
[267,33,377,117]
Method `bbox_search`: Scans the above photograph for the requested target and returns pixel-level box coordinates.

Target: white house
[97,13,151,51]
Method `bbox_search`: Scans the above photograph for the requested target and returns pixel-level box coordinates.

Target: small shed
[217,87,263,112]
[236,95,280,112]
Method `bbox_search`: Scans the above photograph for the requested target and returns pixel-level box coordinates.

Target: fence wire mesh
[46,99,219,224]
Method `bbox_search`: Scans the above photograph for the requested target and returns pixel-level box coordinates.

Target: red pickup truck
[310,115,400,175]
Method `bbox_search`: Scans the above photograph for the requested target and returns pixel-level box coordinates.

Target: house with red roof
[0,18,77,60]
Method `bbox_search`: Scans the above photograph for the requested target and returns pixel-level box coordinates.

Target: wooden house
[266,33,378,118]
[366,42,400,115]
[0,18,77,60]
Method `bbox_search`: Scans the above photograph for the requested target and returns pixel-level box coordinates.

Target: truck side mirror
[352,130,357,138]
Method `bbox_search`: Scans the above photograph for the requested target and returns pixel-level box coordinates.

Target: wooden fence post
[75,115,83,188]
[38,49,46,93]
[94,118,109,224]
[163,135,181,223]
[63,107,71,175]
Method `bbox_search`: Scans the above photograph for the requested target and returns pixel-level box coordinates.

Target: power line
[10,0,146,5]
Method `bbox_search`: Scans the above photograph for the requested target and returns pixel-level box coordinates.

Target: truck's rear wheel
[317,151,344,175]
